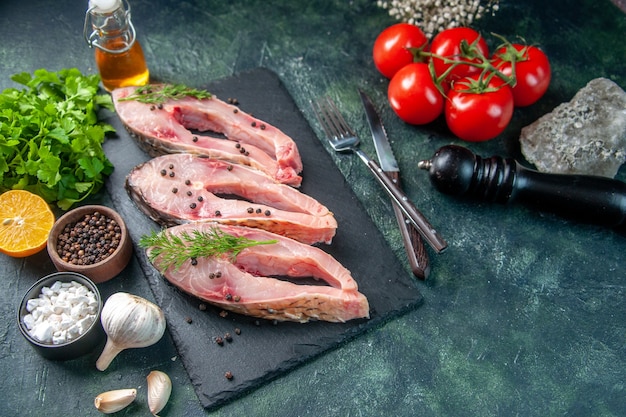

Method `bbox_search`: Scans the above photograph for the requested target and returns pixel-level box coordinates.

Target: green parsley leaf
[0,68,115,209]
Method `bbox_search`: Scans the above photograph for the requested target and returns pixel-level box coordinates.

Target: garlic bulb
[94,388,137,414]
[96,292,166,371]
[147,370,172,416]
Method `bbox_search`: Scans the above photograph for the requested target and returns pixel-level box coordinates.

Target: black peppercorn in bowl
[46,205,132,283]
[17,271,104,360]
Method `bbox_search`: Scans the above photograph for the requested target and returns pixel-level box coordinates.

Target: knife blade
[358,89,432,279]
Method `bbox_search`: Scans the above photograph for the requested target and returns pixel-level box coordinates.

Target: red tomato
[373,23,429,79]
[492,44,551,107]
[388,63,444,125]
[444,75,514,142]
[430,27,489,82]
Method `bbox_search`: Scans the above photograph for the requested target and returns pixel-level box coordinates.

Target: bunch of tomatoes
[372,23,551,142]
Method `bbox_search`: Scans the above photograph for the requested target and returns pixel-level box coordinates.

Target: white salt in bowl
[17,272,104,360]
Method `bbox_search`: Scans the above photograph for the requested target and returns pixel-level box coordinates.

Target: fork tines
[313,96,355,141]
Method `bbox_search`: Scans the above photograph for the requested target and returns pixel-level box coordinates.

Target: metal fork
[313,96,447,253]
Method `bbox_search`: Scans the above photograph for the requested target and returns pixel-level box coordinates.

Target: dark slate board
[102,68,423,410]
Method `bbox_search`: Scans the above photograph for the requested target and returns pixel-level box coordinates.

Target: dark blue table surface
[1,0,624,416]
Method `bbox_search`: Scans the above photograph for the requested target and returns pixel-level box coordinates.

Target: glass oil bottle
[84,0,149,92]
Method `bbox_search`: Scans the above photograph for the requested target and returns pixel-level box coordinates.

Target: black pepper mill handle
[418,145,626,229]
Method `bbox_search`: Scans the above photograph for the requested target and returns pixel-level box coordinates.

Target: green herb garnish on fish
[120,84,212,104]
[139,227,277,271]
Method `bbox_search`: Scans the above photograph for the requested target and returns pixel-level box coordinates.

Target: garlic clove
[94,388,137,414]
[96,292,166,371]
[147,370,172,416]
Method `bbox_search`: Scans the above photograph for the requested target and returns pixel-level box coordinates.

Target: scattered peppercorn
[191,257,198,266]
[215,336,224,346]
[225,371,233,380]
[247,207,254,214]
[251,121,257,127]
[233,295,241,302]
[264,210,271,216]
[227,165,233,171]
[225,293,233,301]
[215,210,221,217]
[169,164,174,169]
[185,316,193,324]
[199,303,207,311]
[235,143,241,149]
[234,328,241,335]
[197,196,203,202]
[190,203,197,209]
[224,332,233,342]
[187,191,193,196]
[192,136,198,142]
[150,105,156,111]
[185,179,191,185]
[233,108,239,114]
[169,171,175,177]
[157,103,163,110]
[219,310,229,318]
[160,169,167,176]
[260,124,266,130]
[256,208,262,214]
[172,187,178,194]
[56,211,122,266]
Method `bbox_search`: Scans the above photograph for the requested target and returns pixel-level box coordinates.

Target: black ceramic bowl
[17,272,104,361]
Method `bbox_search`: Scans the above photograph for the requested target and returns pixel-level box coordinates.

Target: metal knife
[358,89,432,279]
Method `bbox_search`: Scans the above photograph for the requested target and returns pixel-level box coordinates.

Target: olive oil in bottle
[84,0,149,92]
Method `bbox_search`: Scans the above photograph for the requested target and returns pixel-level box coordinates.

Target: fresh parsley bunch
[0,68,115,210]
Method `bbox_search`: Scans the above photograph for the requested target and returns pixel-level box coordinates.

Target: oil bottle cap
[89,0,121,13]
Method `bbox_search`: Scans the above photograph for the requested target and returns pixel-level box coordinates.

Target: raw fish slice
[146,223,370,323]
[112,85,303,186]
[126,153,337,244]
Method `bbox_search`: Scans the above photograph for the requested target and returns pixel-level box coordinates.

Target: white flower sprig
[376,0,500,38]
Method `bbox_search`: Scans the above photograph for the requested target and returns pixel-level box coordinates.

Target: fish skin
[146,223,370,323]
[126,153,337,244]
[112,85,303,187]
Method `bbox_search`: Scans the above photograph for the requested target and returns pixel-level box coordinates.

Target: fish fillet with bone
[112,84,303,186]
[126,153,337,245]
[142,222,370,323]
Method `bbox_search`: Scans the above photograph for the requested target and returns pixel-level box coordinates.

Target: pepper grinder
[418,144,626,229]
